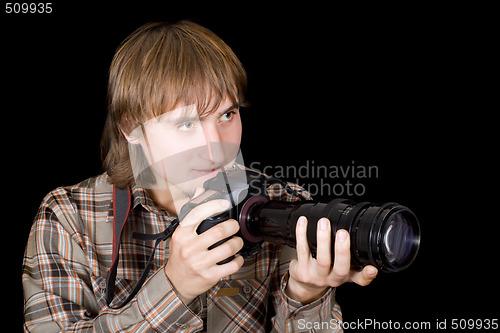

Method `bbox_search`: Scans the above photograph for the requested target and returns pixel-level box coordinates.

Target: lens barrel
[240,197,420,273]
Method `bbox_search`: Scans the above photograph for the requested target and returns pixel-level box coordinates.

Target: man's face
[127,97,243,198]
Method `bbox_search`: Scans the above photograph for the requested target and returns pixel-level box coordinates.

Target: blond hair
[101,21,247,188]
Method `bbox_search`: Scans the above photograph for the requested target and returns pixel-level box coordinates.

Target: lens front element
[382,212,417,268]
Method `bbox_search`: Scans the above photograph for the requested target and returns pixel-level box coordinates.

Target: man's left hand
[286,216,378,304]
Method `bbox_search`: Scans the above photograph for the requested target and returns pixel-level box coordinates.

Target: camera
[179,168,421,273]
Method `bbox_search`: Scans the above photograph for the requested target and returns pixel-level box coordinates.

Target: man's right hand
[164,199,244,304]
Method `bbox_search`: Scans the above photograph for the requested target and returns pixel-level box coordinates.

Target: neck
[146,186,193,217]
[146,188,178,216]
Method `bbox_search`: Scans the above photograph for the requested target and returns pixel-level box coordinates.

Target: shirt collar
[130,183,176,218]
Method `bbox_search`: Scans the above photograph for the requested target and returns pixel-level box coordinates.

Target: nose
[201,124,225,166]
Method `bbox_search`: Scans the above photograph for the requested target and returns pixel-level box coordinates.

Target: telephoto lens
[239,197,420,273]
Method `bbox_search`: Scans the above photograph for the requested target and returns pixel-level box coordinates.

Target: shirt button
[99,281,107,290]
[243,286,252,294]
[175,323,188,329]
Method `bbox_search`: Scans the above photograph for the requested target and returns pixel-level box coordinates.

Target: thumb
[179,199,231,230]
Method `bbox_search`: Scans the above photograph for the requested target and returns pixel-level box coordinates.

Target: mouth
[191,167,222,177]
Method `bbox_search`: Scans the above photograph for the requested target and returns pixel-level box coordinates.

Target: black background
[2,2,498,331]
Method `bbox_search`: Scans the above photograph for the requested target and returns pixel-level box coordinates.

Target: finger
[207,236,244,264]
[208,253,244,279]
[180,199,230,230]
[295,216,310,263]
[199,219,241,250]
[350,265,378,286]
[315,218,332,276]
[330,229,351,284]
[288,258,299,279]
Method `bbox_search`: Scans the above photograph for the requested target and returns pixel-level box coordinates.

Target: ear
[119,115,143,144]
[120,126,142,145]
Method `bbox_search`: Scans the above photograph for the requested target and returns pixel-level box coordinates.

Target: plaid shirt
[23,171,342,332]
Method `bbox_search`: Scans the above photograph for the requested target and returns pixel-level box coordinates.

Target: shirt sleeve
[264,180,343,332]
[268,246,343,333]
[22,192,203,333]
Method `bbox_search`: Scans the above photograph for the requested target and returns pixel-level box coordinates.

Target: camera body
[178,169,265,263]
[178,169,251,223]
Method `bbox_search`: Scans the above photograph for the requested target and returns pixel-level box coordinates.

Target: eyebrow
[172,114,200,124]
[192,103,240,121]
[158,103,240,124]
[213,103,240,117]
[158,105,199,124]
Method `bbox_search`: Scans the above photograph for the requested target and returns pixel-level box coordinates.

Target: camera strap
[105,185,179,309]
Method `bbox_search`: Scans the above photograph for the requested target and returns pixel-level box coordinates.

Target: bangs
[110,21,247,130]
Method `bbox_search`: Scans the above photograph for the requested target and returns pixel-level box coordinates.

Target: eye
[177,121,195,131]
[219,110,235,122]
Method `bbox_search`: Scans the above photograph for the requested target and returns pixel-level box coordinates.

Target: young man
[23,21,377,332]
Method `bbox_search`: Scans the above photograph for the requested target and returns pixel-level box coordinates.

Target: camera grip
[196,213,235,265]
